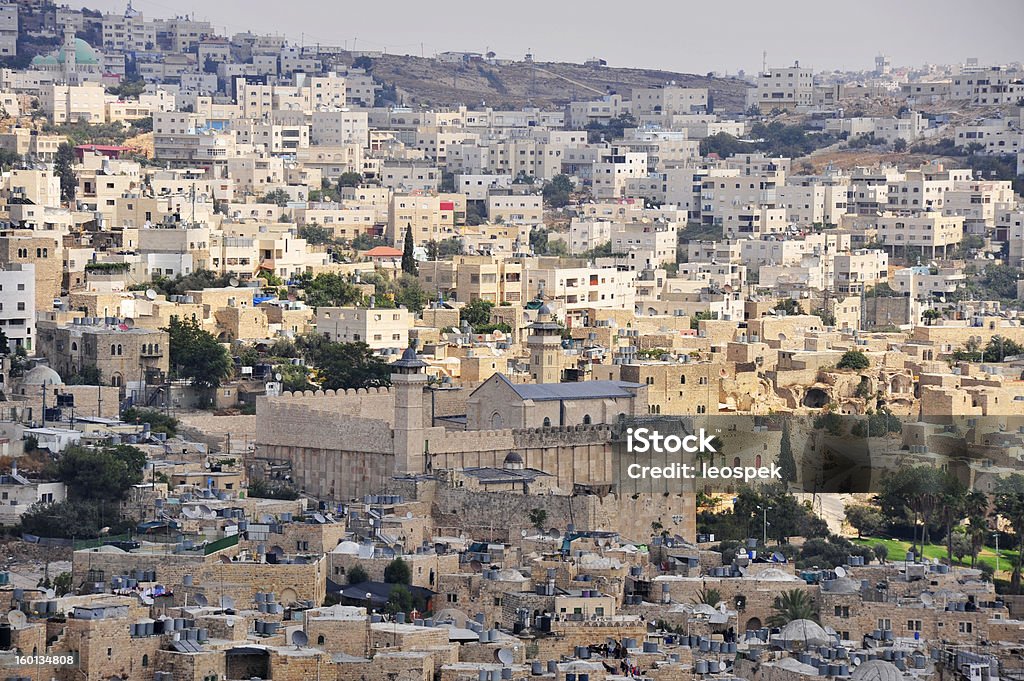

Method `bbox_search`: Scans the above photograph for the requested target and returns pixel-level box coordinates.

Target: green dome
[31,39,99,67]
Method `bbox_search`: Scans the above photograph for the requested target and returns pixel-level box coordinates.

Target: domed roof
[400,346,418,362]
[503,450,524,467]
[31,39,99,67]
[22,365,63,386]
[851,659,904,681]
[776,619,831,646]
[538,303,552,316]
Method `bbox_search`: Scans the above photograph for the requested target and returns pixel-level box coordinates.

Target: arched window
[141,654,148,667]
[317,634,325,645]
[542,417,551,427]
[755,454,762,467]
[490,412,503,429]
[71,342,77,351]
[110,344,116,355]
[680,375,686,385]
[582,414,592,425]
[117,344,123,355]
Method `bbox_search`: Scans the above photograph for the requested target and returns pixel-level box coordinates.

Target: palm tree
[767,589,818,627]
[692,587,722,607]
[963,490,989,568]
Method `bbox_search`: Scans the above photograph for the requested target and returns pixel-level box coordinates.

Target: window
[907,620,921,632]
[878,618,891,631]
[582,415,592,425]
[959,622,973,634]
[543,417,551,427]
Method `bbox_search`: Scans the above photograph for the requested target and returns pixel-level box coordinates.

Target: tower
[391,345,427,474]
[62,29,76,85]
[527,303,562,384]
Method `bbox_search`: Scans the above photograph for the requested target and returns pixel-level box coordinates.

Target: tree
[311,341,391,391]
[693,587,722,607]
[922,308,941,326]
[963,490,990,568]
[337,171,363,188]
[845,505,885,539]
[542,174,574,208]
[393,274,428,313]
[383,557,411,585]
[893,138,908,153]
[873,543,888,564]
[52,572,74,597]
[261,189,291,207]
[993,474,1024,592]
[401,224,418,275]
[297,223,335,245]
[299,272,364,309]
[836,350,869,371]
[528,508,548,530]
[774,299,802,315]
[54,142,77,203]
[460,299,494,329]
[164,316,232,390]
[385,584,413,615]
[767,589,818,627]
[66,364,102,385]
[984,336,1024,363]
[122,407,178,436]
[347,565,369,585]
[53,444,146,501]
[778,421,797,483]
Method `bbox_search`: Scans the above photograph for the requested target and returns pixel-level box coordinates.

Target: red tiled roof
[365,246,403,257]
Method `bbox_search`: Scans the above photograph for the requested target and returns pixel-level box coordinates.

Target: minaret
[62,29,77,85]
[527,302,562,384]
[391,344,427,475]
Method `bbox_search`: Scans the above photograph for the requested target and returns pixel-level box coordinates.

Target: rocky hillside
[336,53,751,113]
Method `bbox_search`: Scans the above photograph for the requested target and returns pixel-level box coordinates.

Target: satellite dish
[44,588,56,599]
[192,593,209,607]
[921,592,934,607]
[291,630,308,647]
[145,288,157,300]
[7,610,27,630]
[547,528,561,539]
[521,529,528,538]
[122,317,135,329]
[496,648,514,664]
[405,512,413,519]
[275,373,282,381]
[469,560,483,573]
[835,566,847,578]
[229,277,240,287]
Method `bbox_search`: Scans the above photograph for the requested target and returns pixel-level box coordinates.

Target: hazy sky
[84,0,1022,75]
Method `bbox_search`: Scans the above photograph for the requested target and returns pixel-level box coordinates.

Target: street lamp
[993,533,1000,578]
[757,505,772,547]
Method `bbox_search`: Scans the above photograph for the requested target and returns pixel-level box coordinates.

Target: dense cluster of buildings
[0,0,1021,679]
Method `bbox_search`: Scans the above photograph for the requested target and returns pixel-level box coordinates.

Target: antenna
[229,277,240,287]
[192,593,209,607]
[145,288,158,300]
[920,592,934,607]
[834,566,847,578]
[496,648,514,664]
[291,630,308,647]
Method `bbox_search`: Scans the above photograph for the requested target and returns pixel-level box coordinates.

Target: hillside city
[0,2,1021,680]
